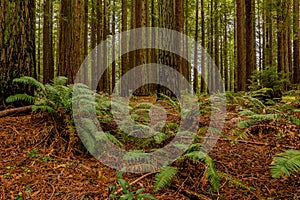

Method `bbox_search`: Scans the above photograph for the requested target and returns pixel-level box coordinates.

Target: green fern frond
[123,150,150,162]
[154,132,168,144]
[249,114,280,121]
[238,109,255,116]
[204,155,220,192]
[32,105,58,115]
[184,151,220,191]
[6,94,35,104]
[271,150,300,178]
[154,166,178,191]
[104,132,123,148]
[158,93,180,112]
[13,76,45,91]
[184,150,206,162]
[236,119,256,129]
[53,76,68,86]
[283,115,300,126]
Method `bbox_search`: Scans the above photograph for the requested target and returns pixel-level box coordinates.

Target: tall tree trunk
[120,0,128,96]
[245,0,256,87]
[193,0,199,94]
[158,0,178,97]
[236,0,247,91]
[135,0,149,96]
[200,0,206,93]
[83,0,88,83]
[91,0,97,88]
[43,0,54,84]
[0,0,36,103]
[57,0,74,82]
[214,0,220,91]
[277,0,285,73]
[294,0,300,84]
[111,0,116,92]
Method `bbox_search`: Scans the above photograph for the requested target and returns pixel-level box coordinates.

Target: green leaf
[154,166,178,191]
[271,150,300,178]
[6,94,35,104]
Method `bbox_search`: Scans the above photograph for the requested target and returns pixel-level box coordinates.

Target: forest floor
[0,96,300,200]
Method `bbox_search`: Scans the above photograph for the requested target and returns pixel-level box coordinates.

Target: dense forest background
[0,0,300,103]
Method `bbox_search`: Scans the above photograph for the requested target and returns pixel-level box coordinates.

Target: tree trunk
[294,0,300,84]
[0,0,36,103]
[57,0,74,83]
[43,0,54,84]
[236,0,247,91]
[245,0,256,88]
[193,0,199,94]
[200,0,206,93]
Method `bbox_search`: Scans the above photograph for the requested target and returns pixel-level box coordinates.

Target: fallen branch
[0,105,33,118]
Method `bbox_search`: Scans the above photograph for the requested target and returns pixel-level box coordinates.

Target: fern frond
[249,114,280,121]
[236,119,256,129]
[53,76,68,86]
[6,94,35,104]
[154,132,168,144]
[154,166,178,191]
[204,155,220,192]
[283,115,300,126]
[184,150,206,162]
[13,76,45,91]
[158,93,180,112]
[238,109,255,116]
[32,105,57,115]
[104,132,123,148]
[270,150,300,178]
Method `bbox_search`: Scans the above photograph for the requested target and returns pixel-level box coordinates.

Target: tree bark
[294,0,300,84]
[236,0,247,91]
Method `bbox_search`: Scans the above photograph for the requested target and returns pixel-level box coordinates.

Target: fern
[270,150,300,178]
[184,151,220,192]
[13,76,45,91]
[53,76,68,86]
[6,94,35,104]
[154,166,178,191]
[32,105,58,115]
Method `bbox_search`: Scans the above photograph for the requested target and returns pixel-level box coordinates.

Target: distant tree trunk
[83,0,88,83]
[120,0,128,96]
[193,0,199,94]
[266,0,273,67]
[0,0,36,103]
[214,0,220,91]
[43,0,54,84]
[294,0,300,84]
[91,0,97,88]
[277,0,285,73]
[200,0,206,93]
[245,0,256,87]
[224,14,229,91]
[37,0,42,82]
[236,0,247,91]
[111,0,116,92]
[207,1,214,92]
[128,0,136,94]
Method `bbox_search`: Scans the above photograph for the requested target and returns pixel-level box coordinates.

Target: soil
[0,103,299,200]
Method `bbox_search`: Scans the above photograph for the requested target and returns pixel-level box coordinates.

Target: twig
[44,180,55,200]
